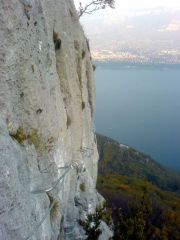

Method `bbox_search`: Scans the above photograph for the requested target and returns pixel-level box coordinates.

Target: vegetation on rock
[79,203,112,240]
[47,193,60,222]
[10,127,26,144]
[80,182,86,192]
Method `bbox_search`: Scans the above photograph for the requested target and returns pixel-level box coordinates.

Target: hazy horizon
[74,0,180,63]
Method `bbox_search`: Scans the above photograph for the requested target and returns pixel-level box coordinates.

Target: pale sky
[104,0,180,9]
[74,0,180,59]
[74,0,180,12]
[74,0,180,25]
[74,0,180,32]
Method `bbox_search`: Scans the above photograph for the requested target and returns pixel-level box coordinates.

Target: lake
[94,62,180,171]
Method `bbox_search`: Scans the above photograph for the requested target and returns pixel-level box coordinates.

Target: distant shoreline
[96,132,180,174]
[93,60,180,70]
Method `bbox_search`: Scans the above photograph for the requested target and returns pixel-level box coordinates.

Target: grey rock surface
[0,0,112,239]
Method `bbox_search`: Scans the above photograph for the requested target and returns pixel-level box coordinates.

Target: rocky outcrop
[0,0,112,239]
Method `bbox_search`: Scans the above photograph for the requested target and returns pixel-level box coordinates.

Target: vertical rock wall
[0,0,112,239]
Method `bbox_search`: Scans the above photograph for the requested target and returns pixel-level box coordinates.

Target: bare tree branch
[78,0,115,18]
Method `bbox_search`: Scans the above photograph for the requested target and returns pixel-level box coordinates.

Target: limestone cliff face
[0,0,112,239]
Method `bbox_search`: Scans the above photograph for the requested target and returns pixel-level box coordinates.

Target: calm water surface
[95,63,180,171]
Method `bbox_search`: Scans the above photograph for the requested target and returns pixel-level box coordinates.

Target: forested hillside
[96,133,180,239]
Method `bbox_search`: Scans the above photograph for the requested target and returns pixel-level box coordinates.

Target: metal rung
[31,167,71,194]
